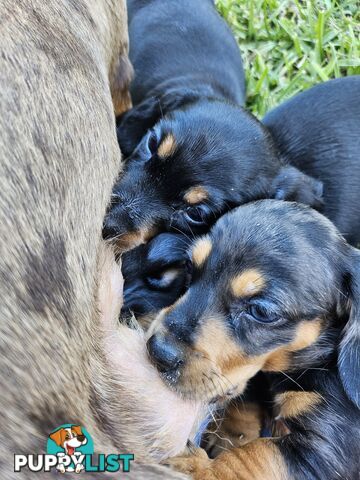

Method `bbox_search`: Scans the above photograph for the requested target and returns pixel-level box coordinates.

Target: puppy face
[104,100,322,251]
[121,233,192,328]
[147,201,360,406]
[49,425,87,454]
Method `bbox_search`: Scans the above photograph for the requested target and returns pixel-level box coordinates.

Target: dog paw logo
[47,424,94,473]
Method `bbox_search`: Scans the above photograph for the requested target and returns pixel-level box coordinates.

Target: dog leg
[165,389,353,480]
[204,401,264,458]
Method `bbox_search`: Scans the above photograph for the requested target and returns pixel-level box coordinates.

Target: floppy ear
[338,249,360,408]
[71,425,83,436]
[271,165,323,209]
[117,85,215,157]
[49,428,66,447]
[117,96,162,157]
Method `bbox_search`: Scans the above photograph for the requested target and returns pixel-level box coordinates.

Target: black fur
[121,233,192,324]
[103,0,321,244]
[264,76,360,246]
[117,76,360,366]
[119,0,245,157]
[271,367,360,480]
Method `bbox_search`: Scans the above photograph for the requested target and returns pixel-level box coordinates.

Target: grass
[215,0,360,117]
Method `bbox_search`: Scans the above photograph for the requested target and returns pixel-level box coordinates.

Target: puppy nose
[77,435,85,442]
[147,334,184,373]
[103,217,123,240]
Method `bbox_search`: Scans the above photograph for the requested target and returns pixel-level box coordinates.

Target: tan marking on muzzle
[193,318,265,396]
[192,237,212,268]
[230,269,265,298]
[195,317,240,364]
[158,133,177,158]
[113,225,158,254]
[146,307,169,339]
[188,317,322,399]
[183,186,209,205]
[275,391,322,419]
[262,349,291,372]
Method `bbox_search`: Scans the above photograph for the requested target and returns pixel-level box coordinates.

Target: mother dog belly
[0,0,195,477]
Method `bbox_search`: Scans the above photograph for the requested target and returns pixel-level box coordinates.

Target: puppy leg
[165,390,353,480]
[203,374,272,458]
[204,400,264,458]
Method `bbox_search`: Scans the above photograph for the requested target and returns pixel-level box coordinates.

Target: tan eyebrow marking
[230,269,265,297]
[192,237,212,267]
[183,185,209,205]
[157,133,177,158]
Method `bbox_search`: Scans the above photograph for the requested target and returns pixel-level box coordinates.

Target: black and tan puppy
[121,0,245,157]
[147,200,360,479]
[122,233,192,328]
[121,233,275,455]
[264,75,360,246]
[121,231,270,454]
[103,0,321,249]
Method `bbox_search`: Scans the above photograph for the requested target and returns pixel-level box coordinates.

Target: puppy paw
[204,401,263,458]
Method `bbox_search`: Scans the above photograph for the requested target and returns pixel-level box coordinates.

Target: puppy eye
[146,267,181,290]
[184,204,210,226]
[248,304,278,323]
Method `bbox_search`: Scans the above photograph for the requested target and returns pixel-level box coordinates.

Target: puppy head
[49,425,87,450]
[121,233,192,328]
[147,200,359,407]
[104,99,322,251]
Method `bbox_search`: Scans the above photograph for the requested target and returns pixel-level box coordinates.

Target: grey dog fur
[0,0,188,478]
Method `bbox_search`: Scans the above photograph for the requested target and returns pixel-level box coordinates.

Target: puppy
[264,76,360,246]
[201,76,360,455]
[121,232,269,455]
[0,0,201,478]
[119,0,245,157]
[103,0,321,249]
[121,235,271,456]
[147,200,360,479]
[122,233,192,328]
